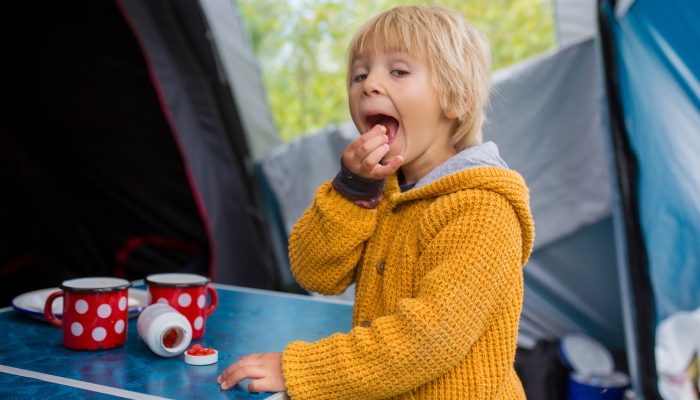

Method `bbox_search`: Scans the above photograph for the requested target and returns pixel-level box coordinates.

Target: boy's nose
[362,74,383,96]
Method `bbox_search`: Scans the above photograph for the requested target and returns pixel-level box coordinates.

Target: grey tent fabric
[553,0,597,48]
[485,39,612,250]
[198,0,281,162]
[524,217,624,349]
[551,0,638,48]
[262,122,357,235]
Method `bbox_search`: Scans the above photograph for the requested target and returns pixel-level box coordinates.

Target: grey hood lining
[413,141,509,189]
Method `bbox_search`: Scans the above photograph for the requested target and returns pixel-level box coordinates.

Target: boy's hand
[342,125,403,180]
[217,352,286,393]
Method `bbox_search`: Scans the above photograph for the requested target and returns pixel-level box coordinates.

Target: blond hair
[347,5,491,150]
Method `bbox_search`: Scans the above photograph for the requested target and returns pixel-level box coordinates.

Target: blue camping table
[0,283,354,399]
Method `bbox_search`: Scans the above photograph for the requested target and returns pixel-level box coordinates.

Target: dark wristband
[331,160,386,201]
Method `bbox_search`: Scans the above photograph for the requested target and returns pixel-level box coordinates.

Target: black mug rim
[145,274,210,288]
[59,278,132,294]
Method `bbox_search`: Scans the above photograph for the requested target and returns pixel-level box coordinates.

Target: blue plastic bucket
[565,372,630,400]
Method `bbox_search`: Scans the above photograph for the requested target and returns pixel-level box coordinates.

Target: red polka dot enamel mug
[43,278,132,351]
[144,274,218,340]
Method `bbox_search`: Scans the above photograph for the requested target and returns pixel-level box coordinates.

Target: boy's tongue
[377,115,399,143]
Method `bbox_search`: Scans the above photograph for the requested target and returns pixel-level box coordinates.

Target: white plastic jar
[137,303,192,357]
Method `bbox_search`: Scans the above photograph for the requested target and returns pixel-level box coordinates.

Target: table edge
[213,284,354,306]
[0,365,169,400]
[0,365,289,400]
[130,279,353,306]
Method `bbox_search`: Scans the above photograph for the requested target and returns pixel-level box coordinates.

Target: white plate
[11,287,148,320]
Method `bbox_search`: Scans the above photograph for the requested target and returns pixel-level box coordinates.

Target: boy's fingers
[372,156,403,179]
[347,125,386,152]
[247,377,286,394]
[355,136,388,166]
[247,378,271,393]
[354,136,386,162]
[220,365,266,390]
[219,359,245,380]
[360,144,390,174]
[218,356,261,383]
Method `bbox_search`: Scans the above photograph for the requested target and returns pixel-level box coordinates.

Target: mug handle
[44,291,64,328]
[205,284,218,317]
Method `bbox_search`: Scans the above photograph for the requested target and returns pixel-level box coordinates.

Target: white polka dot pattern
[97,304,112,319]
[178,293,191,307]
[75,300,88,314]
[71,322,83,336]
[194,316,203,330]
[114,319,125,334]
[156,298,169,305]
[92,327,107,342]
[118,297,127,311]
[197,295,206,309]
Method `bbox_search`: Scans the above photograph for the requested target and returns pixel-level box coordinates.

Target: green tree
[238,0,555,141]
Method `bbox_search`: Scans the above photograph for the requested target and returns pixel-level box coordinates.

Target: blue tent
[600,0,700,397]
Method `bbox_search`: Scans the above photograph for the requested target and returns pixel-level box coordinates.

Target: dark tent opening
[1,0,278,306]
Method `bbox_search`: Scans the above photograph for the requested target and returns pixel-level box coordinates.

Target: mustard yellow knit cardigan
[282,167,535,400]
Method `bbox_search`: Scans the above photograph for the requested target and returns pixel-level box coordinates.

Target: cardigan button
[376,261,386,275]
[360,320,372,328]
[392,204,403,213]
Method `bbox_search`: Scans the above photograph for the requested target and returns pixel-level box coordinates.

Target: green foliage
[238,0,556,141]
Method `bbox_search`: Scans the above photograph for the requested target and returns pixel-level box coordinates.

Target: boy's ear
[444,109,460,119]
[445,95,472,120]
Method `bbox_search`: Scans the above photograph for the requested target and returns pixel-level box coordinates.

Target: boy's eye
[354,74,368,82]
[391,70,409,77]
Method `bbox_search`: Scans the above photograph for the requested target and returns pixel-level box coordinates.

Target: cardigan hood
[385,141,534,266]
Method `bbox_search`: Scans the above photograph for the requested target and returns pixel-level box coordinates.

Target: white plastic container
[137,303,192,357]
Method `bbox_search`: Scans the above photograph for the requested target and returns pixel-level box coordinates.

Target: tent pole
[597,1,660,399]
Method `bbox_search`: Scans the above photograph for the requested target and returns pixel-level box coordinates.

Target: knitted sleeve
[282,190,524,400]
[288,180,379,295]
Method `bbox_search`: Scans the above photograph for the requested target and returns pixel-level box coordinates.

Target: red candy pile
[186,343,216,356]
[162,328,179,349]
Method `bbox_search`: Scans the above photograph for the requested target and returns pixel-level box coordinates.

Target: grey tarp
[121,0,276,287]
[553,0,597,48]
[198,0,281,162]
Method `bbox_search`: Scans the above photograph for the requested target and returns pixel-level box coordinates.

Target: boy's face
[348,40,458,170]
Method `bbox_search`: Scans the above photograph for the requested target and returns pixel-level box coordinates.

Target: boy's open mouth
[365,114,399,144]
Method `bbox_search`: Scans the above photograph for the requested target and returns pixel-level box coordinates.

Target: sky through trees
[239,0,556,141]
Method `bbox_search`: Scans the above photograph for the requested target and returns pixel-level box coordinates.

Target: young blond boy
[218,5,534,399]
